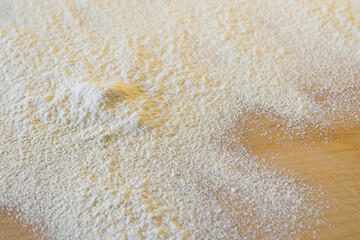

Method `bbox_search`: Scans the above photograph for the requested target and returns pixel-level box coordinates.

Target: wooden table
[1,118,359,239]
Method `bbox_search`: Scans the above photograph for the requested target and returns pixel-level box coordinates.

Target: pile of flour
[1,0,359,239]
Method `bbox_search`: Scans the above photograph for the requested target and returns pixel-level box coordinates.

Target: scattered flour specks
[0,0,360,239]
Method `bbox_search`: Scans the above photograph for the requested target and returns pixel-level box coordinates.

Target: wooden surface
[237,115,360,239]
[0,210,40,240]
[0,117,359,239]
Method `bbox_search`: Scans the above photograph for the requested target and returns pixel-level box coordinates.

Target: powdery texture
[0,0,359,239]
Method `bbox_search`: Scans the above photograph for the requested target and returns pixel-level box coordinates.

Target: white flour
[0,0,359,239]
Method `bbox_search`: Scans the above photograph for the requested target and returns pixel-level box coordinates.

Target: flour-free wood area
[0,210,39,240]
[1,122,359,239]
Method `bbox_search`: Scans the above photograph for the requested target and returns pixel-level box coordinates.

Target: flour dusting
[1,0,360,239]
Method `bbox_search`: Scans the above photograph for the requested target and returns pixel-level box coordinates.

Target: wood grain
[0,118,359,239]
